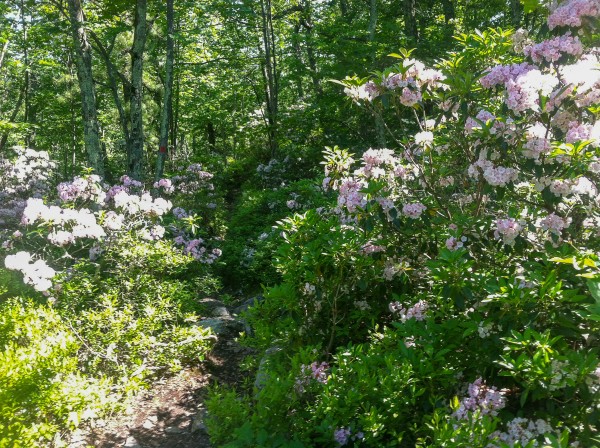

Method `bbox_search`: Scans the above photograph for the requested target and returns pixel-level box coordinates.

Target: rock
[254,346,282,391]
[198,298,231,318]
[191,406,208,433]
[196,317,244,337]
[232,295,264,316]
[123,436,142,448]
[165,425,187,434]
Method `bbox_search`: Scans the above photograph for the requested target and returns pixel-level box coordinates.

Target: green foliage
[57,234,215,381]
[205,387,251,447]
[0,296,113,447]
[218,178,329,293]
[0,234,216,446]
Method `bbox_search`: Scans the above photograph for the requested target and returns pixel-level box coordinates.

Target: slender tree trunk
[90,32,131,149]
[510,0,523,27]
[154,0,174,183]
[67,0,105,177]
[259,0,278,158]
[368,0,386,148]
[20,0,32,148]
[0,85,24,152]
[301,1,322,96]
[339,0,348,17]
[129,0,147,180]
[0,40,9,72]
[403,0,418,42]
[442,0,455,37]
[291,23,305,98]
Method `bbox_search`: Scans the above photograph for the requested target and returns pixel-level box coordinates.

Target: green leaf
[586,279,600,304]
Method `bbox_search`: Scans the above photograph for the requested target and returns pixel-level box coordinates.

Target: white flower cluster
[111,191,172,216]
[489,418,556,448]
[21,198,106,244]
[4,251,55,292]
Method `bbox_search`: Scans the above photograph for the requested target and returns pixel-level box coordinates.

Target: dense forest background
[0,0,528,181]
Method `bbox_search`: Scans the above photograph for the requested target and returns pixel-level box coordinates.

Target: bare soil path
[68,298,254,448]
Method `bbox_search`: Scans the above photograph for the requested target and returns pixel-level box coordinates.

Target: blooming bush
[208,2,600,446]
[0,158,220,444]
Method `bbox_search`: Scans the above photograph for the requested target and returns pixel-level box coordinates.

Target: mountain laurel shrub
[209,2,600,446]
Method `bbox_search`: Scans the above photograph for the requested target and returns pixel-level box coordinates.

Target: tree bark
[259,0,278,158]
[0,85,24,153]
[368,0,386,148]
[90,31,131,150]
[0,40,9,72]
[300,1,322,96]
[154,0,174,184]
[129,0,147,180]
[67,0,105,177]
[510,0,523,27]
[339,0,348,17]
[441,0,455,37]
[403,0,418,42]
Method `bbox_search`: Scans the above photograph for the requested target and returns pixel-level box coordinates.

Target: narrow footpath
[68,297,254,448]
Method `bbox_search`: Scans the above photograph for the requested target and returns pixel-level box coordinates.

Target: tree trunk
[510,0,523,27]
[0,40,9,72]
[154,0,174,184]
[90,32,131,150]
[259,0,278,158]
[441,0,455,37]
[129,0,147,180]
[67,0,105,177]
[301,1,322,96]
[292,23,305,98]
[403,0,418,42]
[339,0,348,17]
[0,85,24,153]
[368,0,386,148]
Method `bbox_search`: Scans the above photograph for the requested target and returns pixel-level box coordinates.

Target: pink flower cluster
[344,81,380,102]
[21,198,106,244]
[402,202,427,219]
[539,213,570,235]
[153,178,174,194]
[414,131,434,146]
[523,124,552,160]
[333,427,364,446]
[172,207,189,219]
[446,236,466,251]
[389,299,428,322]
[357,148,401,180]
[481,64,557,113]
[480,63,535,89]
[452,378,507,420]
[174,235,221,264]
[483,165,518,187]
[505,69,557,113]
[547,0,600,30]
[0,148,55,226]
[566,122,600,145]
[337,177,367,213]
[57,175,106,203]
[523,34,583,63]
[494,218,522,245]
[295,361,329,394]
[361,242,386,254]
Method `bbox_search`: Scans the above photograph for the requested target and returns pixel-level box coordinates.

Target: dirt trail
[68,298,253,448]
